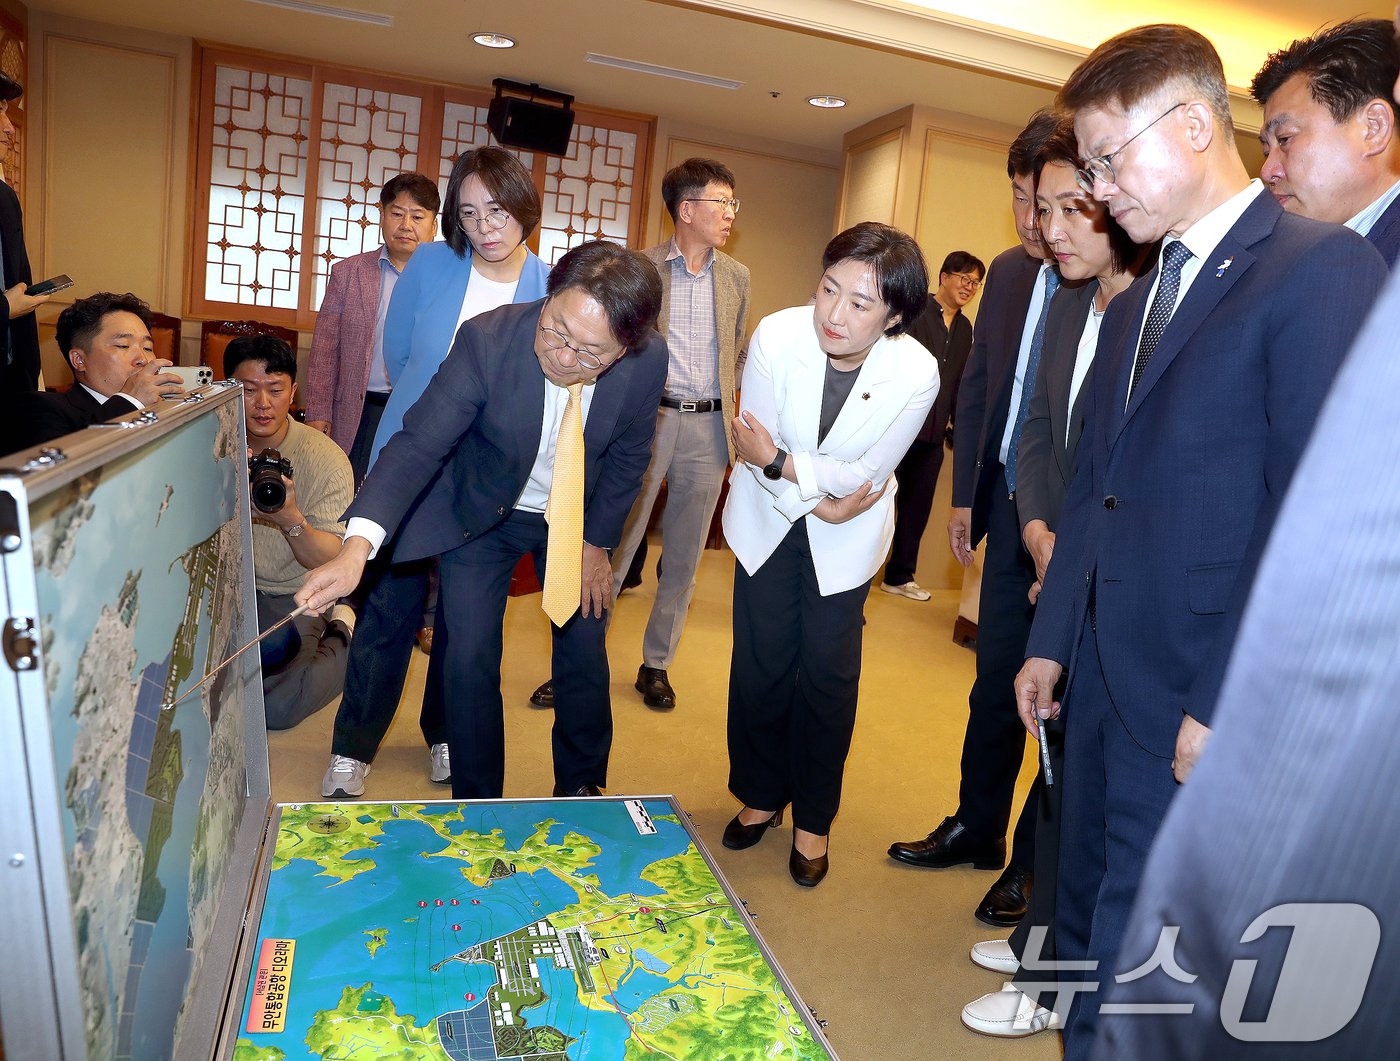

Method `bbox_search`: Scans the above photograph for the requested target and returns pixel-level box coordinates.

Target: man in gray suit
[531,158,749,711]
[1091,256,1400,1061]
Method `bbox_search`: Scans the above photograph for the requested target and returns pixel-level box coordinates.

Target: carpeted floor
[267,537,1058,1060]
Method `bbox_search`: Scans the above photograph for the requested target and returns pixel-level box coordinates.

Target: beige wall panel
[839,129,903,230]
[648,130,840,336]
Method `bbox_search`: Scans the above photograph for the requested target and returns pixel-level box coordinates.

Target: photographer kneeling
[227,334,355,730]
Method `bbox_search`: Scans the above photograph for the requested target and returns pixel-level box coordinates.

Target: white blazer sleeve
[737,318,822,522]
[790,349,938,502]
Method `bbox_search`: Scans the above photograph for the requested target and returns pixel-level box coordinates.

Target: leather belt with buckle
[661,397,723,413]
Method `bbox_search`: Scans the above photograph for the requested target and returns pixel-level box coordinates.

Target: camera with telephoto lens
[249,449,293,514]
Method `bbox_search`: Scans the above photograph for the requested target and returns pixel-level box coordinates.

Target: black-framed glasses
[538,318,614,371]
[684,197,741,214]
[457,207,511,230]
[1076,102,1185,193]
[949,272,982,289]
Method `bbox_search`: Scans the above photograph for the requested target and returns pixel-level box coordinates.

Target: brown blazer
[303,248,383,453]
[642,242,750,462]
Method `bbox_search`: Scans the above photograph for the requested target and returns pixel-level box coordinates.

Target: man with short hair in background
[229,333,356,731]
[879,250,984,601]
[1252,17,1400,265]
[303,172,441,484]
[5,291,184,454]
[530,158,749,712]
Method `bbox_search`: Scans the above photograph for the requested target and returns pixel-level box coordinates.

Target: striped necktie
[1129,240,1194,399]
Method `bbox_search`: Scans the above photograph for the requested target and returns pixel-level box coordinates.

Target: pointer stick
[165,603,309,709]
[1036,713,1054,788]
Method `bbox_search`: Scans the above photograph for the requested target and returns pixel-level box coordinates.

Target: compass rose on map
[306,812,350,835]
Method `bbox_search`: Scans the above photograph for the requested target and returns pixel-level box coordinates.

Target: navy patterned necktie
[1004,267,1060,493]
[1130,240,1194,398]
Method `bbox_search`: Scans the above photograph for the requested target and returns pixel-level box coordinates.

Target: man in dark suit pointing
[298,241,666,801]
[1014,25,1387,1058]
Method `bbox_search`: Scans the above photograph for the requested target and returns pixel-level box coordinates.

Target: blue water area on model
[632,948,670,976]
[241,802,701,1057]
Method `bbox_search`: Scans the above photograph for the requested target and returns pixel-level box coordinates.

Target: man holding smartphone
[0,72,46,395]
[3,291,185,454]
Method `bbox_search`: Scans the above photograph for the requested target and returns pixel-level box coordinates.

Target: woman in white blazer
[721,223,940,886]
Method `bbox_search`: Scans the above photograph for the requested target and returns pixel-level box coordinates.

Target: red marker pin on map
[471,899,481,905]
[418,901,427,908]
[434,899,444,907]
[450,898,460,906]
[464,993,476,1001]
[452,924,461,931]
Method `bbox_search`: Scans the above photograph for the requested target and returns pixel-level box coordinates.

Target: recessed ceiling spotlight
[807,95,847,109]
[472,31,516,49]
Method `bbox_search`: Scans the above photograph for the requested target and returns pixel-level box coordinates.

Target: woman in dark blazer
[721,223,939,887]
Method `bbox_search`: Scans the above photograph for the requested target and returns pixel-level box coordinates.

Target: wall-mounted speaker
[487,80,575,156]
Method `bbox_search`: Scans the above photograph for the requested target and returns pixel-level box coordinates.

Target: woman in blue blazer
[323,147,550,800]
[722,223,939,886]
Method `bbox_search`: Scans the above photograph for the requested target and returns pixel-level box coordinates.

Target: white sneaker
[429,743,451,785]
[879,580,932,601]
[971,938,1019,974]
[321,755,370,798]
[961,987,1060,1038]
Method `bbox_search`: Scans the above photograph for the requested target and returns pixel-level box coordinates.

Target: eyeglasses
[538,319,614,371]
[684,197,741,214]
[457,207,511,230]
[949,272,982,289]
[1076,102,1185,193]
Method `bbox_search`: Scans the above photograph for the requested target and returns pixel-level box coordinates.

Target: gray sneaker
[429,743,452,785]
[322,754,370,798]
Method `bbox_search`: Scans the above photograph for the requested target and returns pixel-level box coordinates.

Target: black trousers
[332,552,449,764]
[436,510,612,799]
[884,438,946,586]
[728,520,870,835]
[346,391,389,489]
[955,481,1039,865]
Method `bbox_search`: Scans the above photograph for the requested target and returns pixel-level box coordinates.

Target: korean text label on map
[246,938,297,1034]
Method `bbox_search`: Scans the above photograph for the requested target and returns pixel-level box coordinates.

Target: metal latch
[3,617,38,671]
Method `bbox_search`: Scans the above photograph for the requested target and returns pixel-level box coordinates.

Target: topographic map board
[229,797,839,1061]
[0,385,270,1061]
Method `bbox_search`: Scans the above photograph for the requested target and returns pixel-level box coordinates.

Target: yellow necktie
[543,382,585,626]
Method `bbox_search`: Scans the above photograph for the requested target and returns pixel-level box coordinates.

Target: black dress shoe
[975,864,1034,927]
[722,809,784,850]
[530,680,554,709]
[552,783,603,797]
[887,816,1005,870]
[789,843,829,888]
[635,665,676,709]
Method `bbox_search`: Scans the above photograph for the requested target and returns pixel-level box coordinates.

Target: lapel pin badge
[1215,256,1234,278]
[861,392,870,400]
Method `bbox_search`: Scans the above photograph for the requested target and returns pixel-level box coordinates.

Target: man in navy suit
[297,241,665,801]
[1252,18,1400,266]
[1013,25,1387,1058]
[5,291,183,455]
[887,110,1060,928]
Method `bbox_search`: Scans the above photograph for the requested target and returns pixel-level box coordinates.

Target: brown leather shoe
[789,843,829,888]
[722,809,784,850]
[416,626,433,654]
[635,665,676,709]
[887,816,1005,870]
[975,865,1034,926]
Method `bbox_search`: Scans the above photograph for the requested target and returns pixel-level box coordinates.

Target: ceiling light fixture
[585,53,743,90]
[807,95,848,109]
[243,0,393,27]
[472,32,516,49]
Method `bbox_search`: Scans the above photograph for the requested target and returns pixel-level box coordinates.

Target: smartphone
[167,366,214,389]
[26,274,74,296]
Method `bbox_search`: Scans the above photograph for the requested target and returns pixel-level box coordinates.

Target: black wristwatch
[763,448,787,481]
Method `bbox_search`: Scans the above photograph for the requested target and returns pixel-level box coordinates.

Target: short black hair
[224,334,297,381]
[1008,110,1062,179]
[940,251,985,280]
[441,146,541,257]
[821,222,929,337]
[1252,18,1400,122]
[1033,116,1145,275]
[661,158,737,222]
[56,292,153,370]
[380,172,441,214]
[545,240,663,352]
